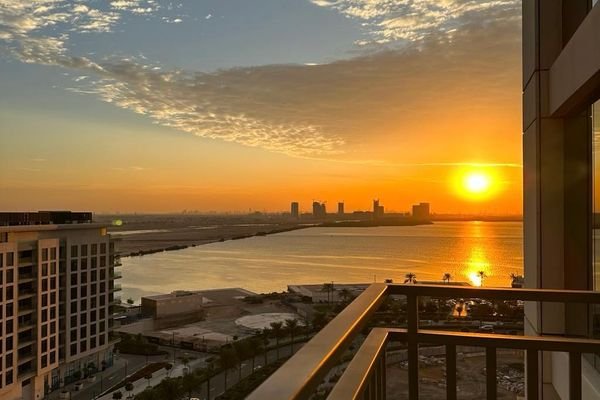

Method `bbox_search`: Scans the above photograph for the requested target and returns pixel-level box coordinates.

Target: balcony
[111,271,122,280]
[110,283,122,292]
[249,283,600,400]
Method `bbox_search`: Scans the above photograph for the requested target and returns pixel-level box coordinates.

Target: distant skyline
[0,1,522,214]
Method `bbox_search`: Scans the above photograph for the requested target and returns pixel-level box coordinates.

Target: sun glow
[465,173,491,194]
[452,168,501,201]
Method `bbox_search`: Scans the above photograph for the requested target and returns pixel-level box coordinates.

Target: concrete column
[523,0,593,397]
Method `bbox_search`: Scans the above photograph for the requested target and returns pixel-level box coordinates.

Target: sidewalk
[97,358,205,400]
[47,358,128,400]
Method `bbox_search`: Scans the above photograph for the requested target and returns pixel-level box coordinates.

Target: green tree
[321,283,334,304]
[312,312,327,331]
[260,329,270,367]
[219,345,238,390]
[112,391,123,400]
[284,319,299,354]
[269,322,284,360]
[233,339,251,381]
[181,373,199,398]
[125,382,134,399]
[338,288,353,304]
[165,363,173,377]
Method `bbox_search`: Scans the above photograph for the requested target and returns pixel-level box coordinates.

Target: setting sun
[451,168,502,202]
[465,172,491,194]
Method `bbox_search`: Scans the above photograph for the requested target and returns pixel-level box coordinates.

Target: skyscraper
[337,202,344,215]
[412,203,430,219]
[290,202,299,219]
[0,212,120,399]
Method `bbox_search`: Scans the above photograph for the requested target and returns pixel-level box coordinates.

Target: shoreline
[116,219,435,258]
[120,224,313,257]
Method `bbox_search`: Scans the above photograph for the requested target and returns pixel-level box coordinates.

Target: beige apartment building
[0,212,121,400]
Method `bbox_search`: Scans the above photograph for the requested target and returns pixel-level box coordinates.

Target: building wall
[523,1,600,398]
[0,224,118,400]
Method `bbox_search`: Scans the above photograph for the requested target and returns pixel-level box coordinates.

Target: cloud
[309,0,520,44]
[0,0,522,159]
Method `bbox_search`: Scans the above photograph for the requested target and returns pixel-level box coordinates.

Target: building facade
[411,202,430,220]
[523,0,600,397]
[290,202,299,219]
[0,212,120,399]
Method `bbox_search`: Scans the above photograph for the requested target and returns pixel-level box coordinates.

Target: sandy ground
[387,350,524,399]
[96,214,306,256]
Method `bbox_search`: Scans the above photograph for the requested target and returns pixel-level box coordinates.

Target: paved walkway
[46,359,128,400]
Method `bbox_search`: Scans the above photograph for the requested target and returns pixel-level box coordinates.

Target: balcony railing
[248,283,600,400]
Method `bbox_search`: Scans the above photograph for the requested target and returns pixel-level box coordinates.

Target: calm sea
[120,221,523,301]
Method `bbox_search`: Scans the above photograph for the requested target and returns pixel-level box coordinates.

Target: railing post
[381,350,387,400]
[569,352,582,400]
[445,344,456,400]
[526,350,538,400]
[486,347,496,400]
[407,294,419,400]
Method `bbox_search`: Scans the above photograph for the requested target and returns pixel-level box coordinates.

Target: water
[120,221,523,301]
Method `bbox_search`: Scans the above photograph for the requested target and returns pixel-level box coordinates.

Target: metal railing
[248,283,600,400]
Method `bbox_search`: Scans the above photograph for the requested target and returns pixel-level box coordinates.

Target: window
[70,274,77,286]
[70,344,77,355]
[71,245,78,258]
[81,245,87,257]
[81,258,87,270]
[100,243,106,254]
[42,248,48,262]
[43,279,49,291]
[6,253,13,267]
[50,248,57,259]
[42,263,48,276]
[71,259,77,272]
[91,244,97,255]
[6,269,13,284]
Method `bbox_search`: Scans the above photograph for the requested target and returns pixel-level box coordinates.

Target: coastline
[104,214,436,258]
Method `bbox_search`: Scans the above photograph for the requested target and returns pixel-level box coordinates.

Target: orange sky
[0,0,523,214]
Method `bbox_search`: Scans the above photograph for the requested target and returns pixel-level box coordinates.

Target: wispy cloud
[309,0,520,44]
[0,0,521,159]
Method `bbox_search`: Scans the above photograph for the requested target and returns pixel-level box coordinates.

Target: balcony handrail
[329,327,600,400]
[247,283,387,400]
[249,283,600,400]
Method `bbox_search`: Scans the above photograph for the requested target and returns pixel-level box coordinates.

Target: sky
[0,0,523,214]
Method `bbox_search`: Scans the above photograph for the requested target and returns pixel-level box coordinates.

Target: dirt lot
[387,350,524,399]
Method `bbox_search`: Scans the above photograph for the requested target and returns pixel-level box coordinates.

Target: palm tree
[181,373,199,399]
[456,303,464,317]
[204,362,214,400]
[270,322,284,360]
[477,271,487,286]
[219,346,238,390]
[442,273,452,284]
[338,288,353,304]
[404,272,417,284]
[285,319,299,354]
[261,329,270,366]
[233,339,250,381]
[165,363,173,377]
[321,283,334,304]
